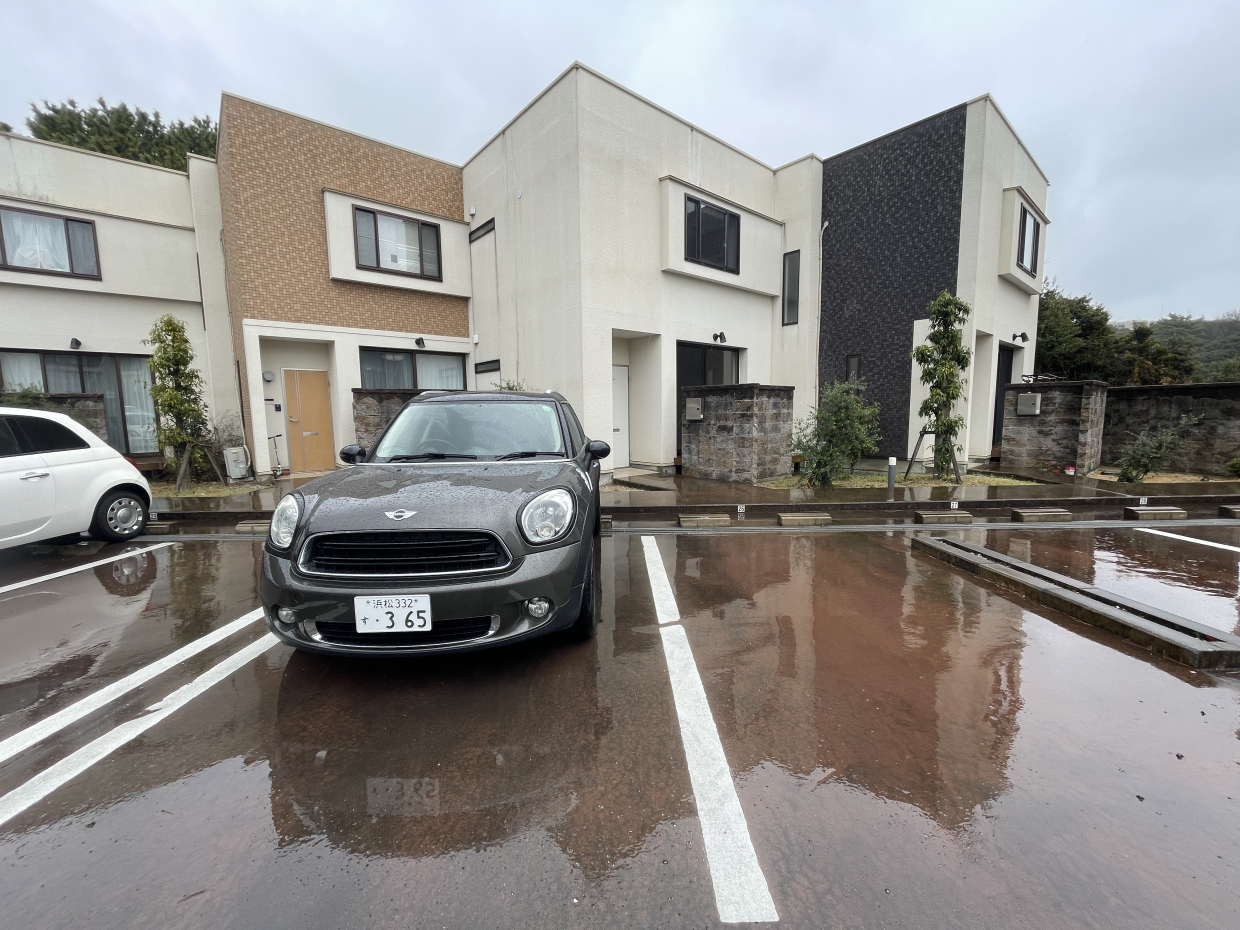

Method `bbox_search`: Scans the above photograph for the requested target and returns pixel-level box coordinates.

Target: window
[372,401,566,462]
[0,350,156,455]
[1017,204,1040,276]
[846,355,861,381]
[684,194,740,274]
[677,342,740,390]
[474,359,501,374]
[359,348,465,391]
[0,418,22,458]
[781,251,800,325]
[563,404,586,454]
[10,415,90,453]
[354,206,442,281]
[0,207,100,279]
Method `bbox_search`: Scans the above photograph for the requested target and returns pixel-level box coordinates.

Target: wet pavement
[1,527,1238,928]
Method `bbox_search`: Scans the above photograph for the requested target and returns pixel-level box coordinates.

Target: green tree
[145,314,210,489]
[26,98,216,171]
[1034,284,1119,381]
[1115,417,1197,482]
[0,121,12,133]
[913,291,972,479]
[1115,323,1196,385]
[790,377,882,487]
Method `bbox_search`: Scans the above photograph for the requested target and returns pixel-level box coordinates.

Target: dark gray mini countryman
[261,391,610,656]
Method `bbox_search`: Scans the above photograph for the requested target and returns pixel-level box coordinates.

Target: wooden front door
[283,369,334,472]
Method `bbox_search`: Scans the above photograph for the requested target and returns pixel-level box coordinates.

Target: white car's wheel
[91,489,147,542]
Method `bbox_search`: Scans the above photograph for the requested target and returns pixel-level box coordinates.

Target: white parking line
[1136,527,1240,553]
[641,535,681,624]
[0,609,264,766]
[0,541,175,595]
[0,633,278,830]
[641,535,778,924]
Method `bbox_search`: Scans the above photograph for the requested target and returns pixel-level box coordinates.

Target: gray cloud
[4,0,1236,319]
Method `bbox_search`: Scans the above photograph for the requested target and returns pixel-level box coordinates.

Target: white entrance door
[611,365,630,468]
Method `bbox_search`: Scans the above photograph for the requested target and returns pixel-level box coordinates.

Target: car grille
[313,615,495,647]
[300,531,509,577]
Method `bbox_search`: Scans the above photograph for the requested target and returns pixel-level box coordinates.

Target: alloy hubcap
[108,497,144,533]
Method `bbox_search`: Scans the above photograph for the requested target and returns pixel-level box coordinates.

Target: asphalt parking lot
[1,526,1238,928]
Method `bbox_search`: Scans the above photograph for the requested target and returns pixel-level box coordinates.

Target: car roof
[408,390,569,404]
[0,406,75,420]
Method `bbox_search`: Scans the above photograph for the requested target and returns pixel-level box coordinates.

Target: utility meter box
[684,397,704,421]
[1016,393,1042,416]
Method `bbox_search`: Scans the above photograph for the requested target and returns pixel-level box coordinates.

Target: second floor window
[1017,204,1040,276]
[354,206,441,281]
[0,206,100,278]
[685,194,740,274]
[781,251,800,325]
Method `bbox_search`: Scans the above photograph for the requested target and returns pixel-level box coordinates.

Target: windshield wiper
[496,451,562,460]
[386,452,478,462]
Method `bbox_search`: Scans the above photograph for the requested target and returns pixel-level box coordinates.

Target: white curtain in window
[118,357,159,453]
[416,354,464,390]
[0,352,44,391]
[377,214,421,275]
[1,210,70,272]
[44,354,82,393]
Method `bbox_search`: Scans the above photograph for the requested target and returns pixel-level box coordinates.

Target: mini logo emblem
[385,509,417,521]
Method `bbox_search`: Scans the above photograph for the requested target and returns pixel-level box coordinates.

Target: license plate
[354,595,432,633]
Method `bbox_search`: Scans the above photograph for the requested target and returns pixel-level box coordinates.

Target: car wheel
[565,542,599,641]
[90,489,148,542]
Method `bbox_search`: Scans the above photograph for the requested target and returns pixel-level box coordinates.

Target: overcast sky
[4,0,1237,320]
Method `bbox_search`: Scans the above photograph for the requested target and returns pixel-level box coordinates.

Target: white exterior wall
[906,97,1050,463]
[241,318,474,476]
[0,134,236,445]
[463,65,821,471]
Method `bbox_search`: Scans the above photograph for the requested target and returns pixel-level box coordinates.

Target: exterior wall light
[1012,332,1029,343]
[415,337,426,348]
[69,338,82,349]
[713,332,727,343]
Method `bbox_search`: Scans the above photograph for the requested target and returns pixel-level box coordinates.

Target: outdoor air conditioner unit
[223,445,252,481]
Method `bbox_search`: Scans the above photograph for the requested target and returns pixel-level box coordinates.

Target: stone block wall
[1102,383,1240,475]
[999,381,1106,473]
[680,384,794,483]
[352,389,422,451]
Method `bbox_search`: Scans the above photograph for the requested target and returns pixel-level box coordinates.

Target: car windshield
[372,400,567,462]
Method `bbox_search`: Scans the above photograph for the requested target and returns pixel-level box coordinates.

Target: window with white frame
[1017,204,1040,276]
[0,206,100,278]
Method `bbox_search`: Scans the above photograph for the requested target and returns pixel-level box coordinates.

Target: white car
[0,407,152,550]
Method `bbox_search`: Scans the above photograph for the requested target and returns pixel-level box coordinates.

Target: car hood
[292,460,590,550]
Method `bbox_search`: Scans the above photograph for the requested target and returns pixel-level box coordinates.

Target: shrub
[1115,416,1197,482]
[492,378,528,391]
[1226,458,1240,479]
[790,378,881,487]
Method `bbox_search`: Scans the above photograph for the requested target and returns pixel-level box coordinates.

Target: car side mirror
[586,439,611,460]
[339,444,366,464]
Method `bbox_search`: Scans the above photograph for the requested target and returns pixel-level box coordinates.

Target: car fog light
[526,597,551,619]
[277,606,297,624]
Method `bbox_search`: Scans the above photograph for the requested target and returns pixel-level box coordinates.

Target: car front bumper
[261,541,584,656]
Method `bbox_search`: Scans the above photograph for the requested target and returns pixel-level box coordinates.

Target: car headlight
[269,495,301,549]
[519,488,575,544]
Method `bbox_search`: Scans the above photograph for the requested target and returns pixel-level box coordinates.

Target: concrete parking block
[1219,504,1240,518]
[235,520,272,534]
[914,510,973,525]
[679,514,731,528]
[776,512,832,526]
[1123,506,1187,521]
[1011,508,1074,522]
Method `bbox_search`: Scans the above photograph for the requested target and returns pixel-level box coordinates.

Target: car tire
[565,542,599,641]
[90,489,148,543]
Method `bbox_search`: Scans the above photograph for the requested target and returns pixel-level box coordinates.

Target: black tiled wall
[819,105,967,458]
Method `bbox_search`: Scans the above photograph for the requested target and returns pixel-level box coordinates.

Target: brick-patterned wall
[216,94,469,448]
[352,388,423,451]
[1000,381,1107,473]
[680,384,795,483]
[1102,383,1240,475]
[819,106,967,458]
